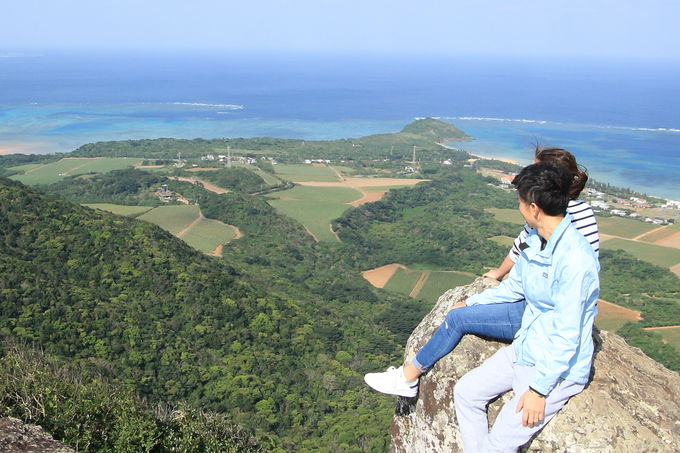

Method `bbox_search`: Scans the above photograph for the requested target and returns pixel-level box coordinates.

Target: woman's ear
[529,202,540,219]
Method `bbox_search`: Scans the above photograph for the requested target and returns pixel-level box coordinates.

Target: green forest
[0,118,678,451]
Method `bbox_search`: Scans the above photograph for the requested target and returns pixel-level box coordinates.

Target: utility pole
[412,145,417,163]
[227,146,232,168]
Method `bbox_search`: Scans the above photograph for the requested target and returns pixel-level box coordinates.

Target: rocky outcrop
[389,278,680,452]
[0,417,74,452]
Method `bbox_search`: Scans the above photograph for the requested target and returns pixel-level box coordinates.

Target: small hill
[400,117,469,142]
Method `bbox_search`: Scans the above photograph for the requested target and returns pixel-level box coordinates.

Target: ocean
[1,51,678,199]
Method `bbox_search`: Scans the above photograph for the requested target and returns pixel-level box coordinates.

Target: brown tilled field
[362,263,406,288]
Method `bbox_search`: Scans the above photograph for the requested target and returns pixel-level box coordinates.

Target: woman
[364,147,598,398]
[454,162,599,451]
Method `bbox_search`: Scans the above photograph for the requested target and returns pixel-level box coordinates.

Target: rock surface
[389,278,680,452]
[0,417,74,453]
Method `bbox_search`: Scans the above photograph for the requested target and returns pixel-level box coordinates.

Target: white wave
[454,116,548,125]
[450,116,678,134]
[171,102,244,110]
[593,124,680,134]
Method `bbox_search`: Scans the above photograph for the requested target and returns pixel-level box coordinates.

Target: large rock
[0,417,74,453]
[389,278,680,452]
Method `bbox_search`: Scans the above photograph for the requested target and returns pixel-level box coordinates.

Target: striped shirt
[509,199,599,262]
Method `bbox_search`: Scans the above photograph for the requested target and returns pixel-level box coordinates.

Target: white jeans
[454,345,585,453]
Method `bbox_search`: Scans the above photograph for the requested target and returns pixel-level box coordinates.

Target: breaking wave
[448,116,679,134]
[171,102,244,110]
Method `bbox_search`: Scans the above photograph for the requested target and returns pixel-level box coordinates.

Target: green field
[595,306,637,332]
[268,185,361,203]
[384,268,423,295]
[601,238,680,268]
[596,216,659,239]
[651,327,680,353]
[670,222,680,231]
[138,205,200,235]
[267,200,347,242]
[181,218,237,253]
[83,203,154,217]
[266,186,362,242]
[489,235,515,248]
[273,164,340,182]
[486,208,524,225]
[415,271,476,302]
[10,158,141,185]
[7,163,45,173]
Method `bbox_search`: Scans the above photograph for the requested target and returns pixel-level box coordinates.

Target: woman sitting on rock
[453,162,599,451]
[364,147,598,398]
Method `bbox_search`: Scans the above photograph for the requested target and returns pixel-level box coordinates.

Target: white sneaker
[364,366,418,397]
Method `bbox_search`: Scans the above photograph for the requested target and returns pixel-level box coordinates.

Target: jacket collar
[521,214,573,264]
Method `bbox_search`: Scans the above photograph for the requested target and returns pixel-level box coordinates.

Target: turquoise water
[1,52,678,199]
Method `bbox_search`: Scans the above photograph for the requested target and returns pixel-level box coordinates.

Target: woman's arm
[484,223,532,281]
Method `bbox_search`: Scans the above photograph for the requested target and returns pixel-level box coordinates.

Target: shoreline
[439,142,521,166]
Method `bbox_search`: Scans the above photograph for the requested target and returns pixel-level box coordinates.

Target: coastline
[439,142,521,166]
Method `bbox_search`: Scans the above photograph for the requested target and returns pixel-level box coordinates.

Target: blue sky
[3,0,680,60]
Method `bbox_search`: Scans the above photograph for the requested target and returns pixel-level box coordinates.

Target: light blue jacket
[467,214,600,395]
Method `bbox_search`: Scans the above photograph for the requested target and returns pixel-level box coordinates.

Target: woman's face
[518,196,537,229]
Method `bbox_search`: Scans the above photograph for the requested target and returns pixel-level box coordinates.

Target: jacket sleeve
[530,256,599,395]
[467,257,525,306]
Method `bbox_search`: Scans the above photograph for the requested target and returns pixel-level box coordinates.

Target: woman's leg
[412,301,525,374]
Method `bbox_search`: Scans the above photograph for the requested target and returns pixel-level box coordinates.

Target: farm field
[647,327,680,353]
[486,208,524,226]
[9,157,141,185]
[266,185,362,241]
[381,266,476,303]
[7,163,44,173]
[489,235,515,248]
[180,218,238,254]
[639,227,678,243]
[383,267,423,295]
[601,238,680,269]
[596,216,659,239]
[84,203,154,217]
[415,271,476,302]
[138,205,201,235]
[595,300,642,332]
[273,164,340,182]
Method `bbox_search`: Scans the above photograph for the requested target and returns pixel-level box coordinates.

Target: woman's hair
[534,146,588,199]
[512,162,572,216]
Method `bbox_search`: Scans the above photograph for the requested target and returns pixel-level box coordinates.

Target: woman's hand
[482,268,505,281]
[515,389,546,427]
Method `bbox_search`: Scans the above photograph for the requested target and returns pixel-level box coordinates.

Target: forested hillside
[0,176,417,451]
